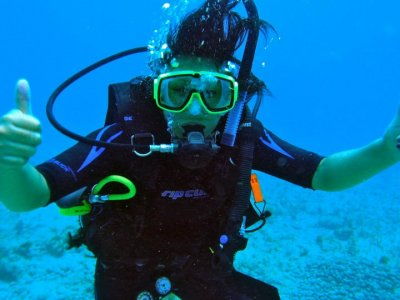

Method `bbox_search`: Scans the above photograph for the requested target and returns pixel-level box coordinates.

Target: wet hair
[165,0,274,98]
[167,0,268,63]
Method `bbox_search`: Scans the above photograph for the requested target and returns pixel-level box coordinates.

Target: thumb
[15,78,32,114]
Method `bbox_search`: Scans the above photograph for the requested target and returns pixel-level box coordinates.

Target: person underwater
[1,0,400,299]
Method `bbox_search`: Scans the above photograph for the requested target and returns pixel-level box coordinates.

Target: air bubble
[162,3,171,10]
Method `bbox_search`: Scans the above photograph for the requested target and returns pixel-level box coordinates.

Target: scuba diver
[1,0,400,299]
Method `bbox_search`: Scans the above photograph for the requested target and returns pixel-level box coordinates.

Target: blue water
[0,1,399,299]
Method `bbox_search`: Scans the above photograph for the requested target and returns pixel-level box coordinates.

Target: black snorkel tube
[46,46,148,149]
[221,0,260,147]
[219,0,263,261]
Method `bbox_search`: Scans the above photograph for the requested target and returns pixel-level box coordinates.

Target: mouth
[182,124,205,136]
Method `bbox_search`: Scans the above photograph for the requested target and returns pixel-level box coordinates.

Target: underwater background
[0,0,399,299]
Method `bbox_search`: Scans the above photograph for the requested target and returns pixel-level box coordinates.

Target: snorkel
[218,0,264,261]
[221,0,260,147]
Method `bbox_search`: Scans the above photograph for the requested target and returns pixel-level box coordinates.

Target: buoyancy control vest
[66,76,270,270]
[105,76,270,228]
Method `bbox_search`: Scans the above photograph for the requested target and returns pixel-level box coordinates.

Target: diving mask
[154,71,238,114]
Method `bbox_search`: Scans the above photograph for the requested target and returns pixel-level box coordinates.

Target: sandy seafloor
[0,166,399,300]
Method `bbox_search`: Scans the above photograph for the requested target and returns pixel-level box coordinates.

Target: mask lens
[158,76,191,109]
[201,77,234,111]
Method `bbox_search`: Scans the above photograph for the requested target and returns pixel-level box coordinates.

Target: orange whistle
[250,173,264,203]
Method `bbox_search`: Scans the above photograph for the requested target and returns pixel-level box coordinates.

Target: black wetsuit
[37,112,323,299]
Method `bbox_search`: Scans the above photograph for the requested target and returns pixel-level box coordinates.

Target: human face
[157,56,235,138]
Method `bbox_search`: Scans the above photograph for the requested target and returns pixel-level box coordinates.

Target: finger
[0,155,29,168]
[2,110,42,132]
[5,124,42,146]
[0,140,37,159]
[0,113,41,148]
[0,140,37,167]
[15,79,31,115]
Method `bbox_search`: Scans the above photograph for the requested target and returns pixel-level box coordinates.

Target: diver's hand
[0,79,42,168]
[383,106,400,162]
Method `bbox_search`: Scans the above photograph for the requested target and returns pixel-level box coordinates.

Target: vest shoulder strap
[105,76,151,125]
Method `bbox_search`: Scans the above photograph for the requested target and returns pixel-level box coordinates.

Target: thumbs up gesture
[0,79,42,168]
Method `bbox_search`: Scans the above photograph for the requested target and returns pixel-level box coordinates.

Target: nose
[187,93,204,115]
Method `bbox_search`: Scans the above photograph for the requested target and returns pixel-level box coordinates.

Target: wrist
[378,137,400,165]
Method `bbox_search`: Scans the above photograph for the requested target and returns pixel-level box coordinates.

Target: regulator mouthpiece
[175,127,220,169]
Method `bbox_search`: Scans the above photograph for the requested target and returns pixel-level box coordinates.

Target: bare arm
[0,79,50,211]
[312,109,400,191]
[0,164,50,211]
